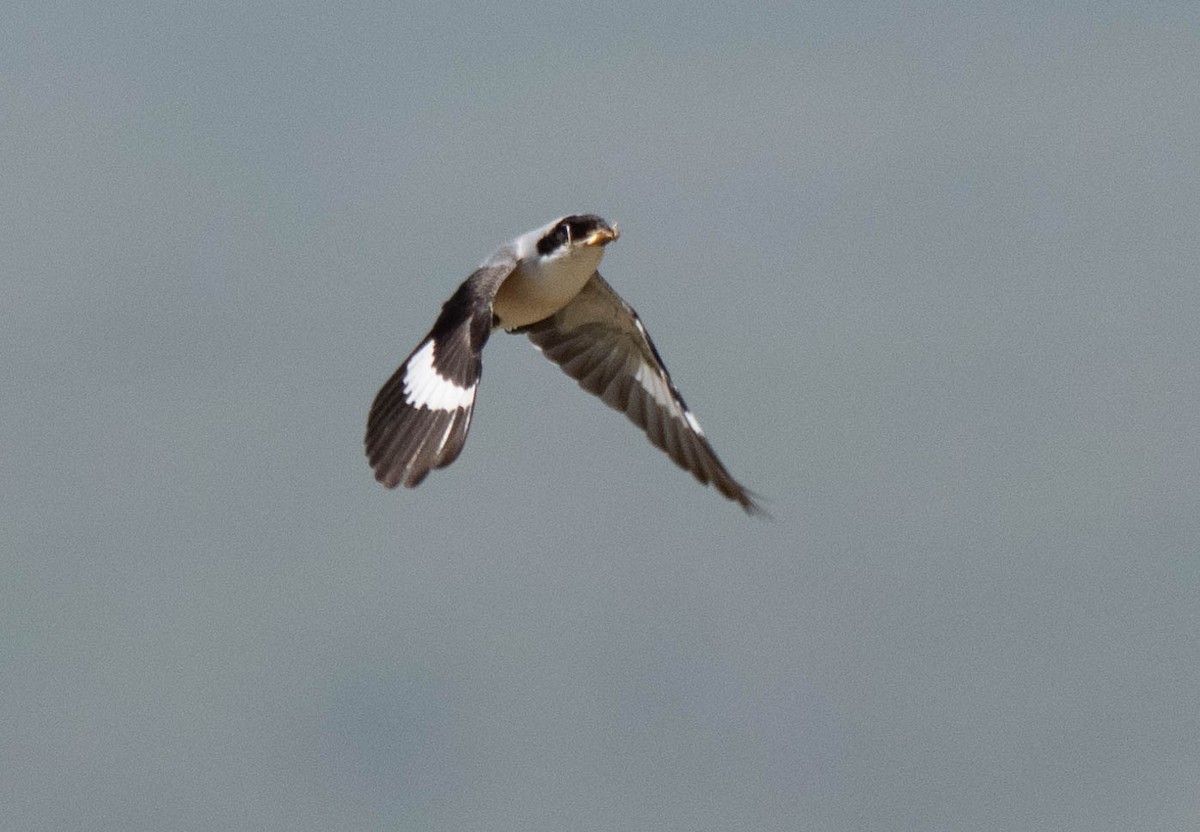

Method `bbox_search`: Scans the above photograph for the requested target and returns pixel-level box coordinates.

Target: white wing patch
[633,360,707,436]
[633,359,706,436]
[633,361,676,411]
[403,340,476,411]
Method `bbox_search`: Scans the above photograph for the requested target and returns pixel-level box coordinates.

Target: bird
[365,213,761,514]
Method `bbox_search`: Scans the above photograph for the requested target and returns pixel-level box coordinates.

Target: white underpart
[403,340,476,411]
[493,239,605,329]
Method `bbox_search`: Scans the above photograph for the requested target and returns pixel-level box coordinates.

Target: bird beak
[583,223,620,247]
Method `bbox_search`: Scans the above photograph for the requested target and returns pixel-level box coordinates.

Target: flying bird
[365,214,760,513]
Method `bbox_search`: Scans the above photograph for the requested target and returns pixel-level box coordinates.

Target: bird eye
[536,222,572,256]
[535,215,608,256]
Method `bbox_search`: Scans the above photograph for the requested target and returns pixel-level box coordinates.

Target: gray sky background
[4,2,1199,830]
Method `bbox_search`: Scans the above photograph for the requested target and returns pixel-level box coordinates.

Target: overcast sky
[4,2,1199,830]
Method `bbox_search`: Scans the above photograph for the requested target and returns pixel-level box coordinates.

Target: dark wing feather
[366,254,515,489]
[523,273,762,514]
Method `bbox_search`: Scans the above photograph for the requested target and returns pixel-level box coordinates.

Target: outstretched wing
[522,273,761,513]
[365,253,516,488]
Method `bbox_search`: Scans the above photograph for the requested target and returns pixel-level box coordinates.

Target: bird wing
[522,273,761,513]
[365,250,517,488]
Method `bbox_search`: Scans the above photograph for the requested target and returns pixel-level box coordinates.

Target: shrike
[365,214,761,513]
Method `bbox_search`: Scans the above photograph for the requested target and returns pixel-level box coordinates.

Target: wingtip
[729,485,771,519]
[741,494,772,520]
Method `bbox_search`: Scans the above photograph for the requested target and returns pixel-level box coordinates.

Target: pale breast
[492,246,603,330]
